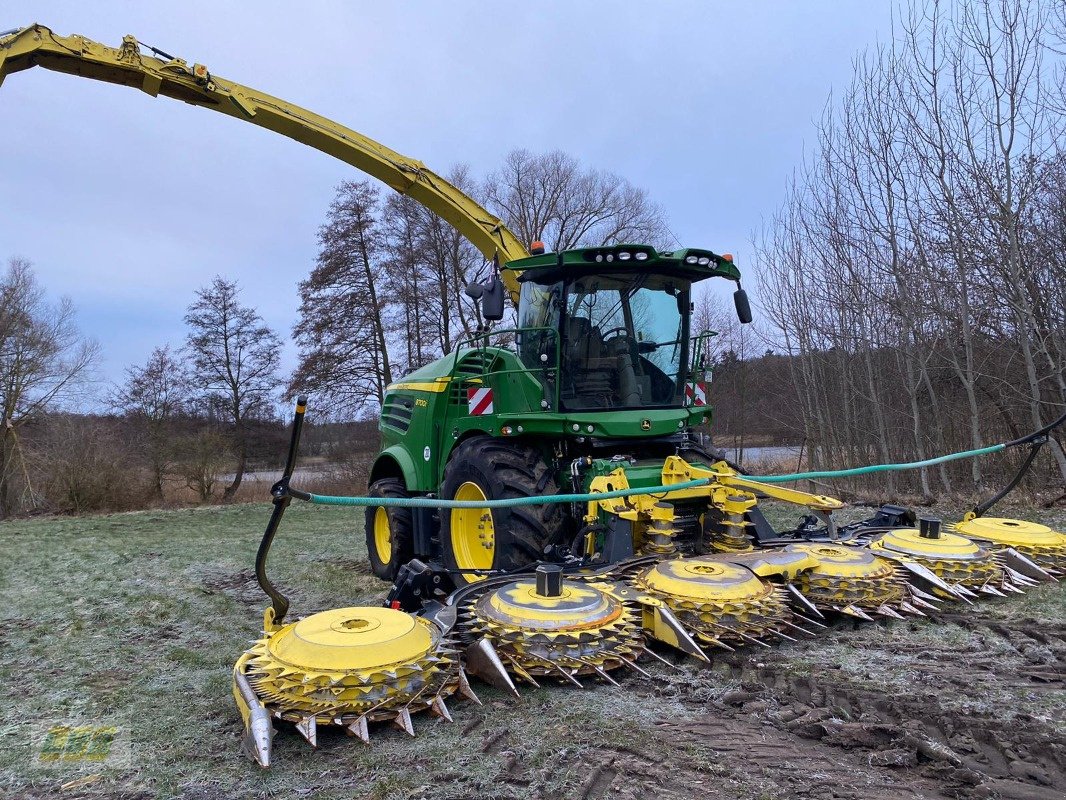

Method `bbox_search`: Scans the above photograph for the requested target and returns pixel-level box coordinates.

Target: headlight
[697,256,711,266]
[685,255,698,264]
[595,254,604,262]
[618,251,632,261]
[635,252,648,261]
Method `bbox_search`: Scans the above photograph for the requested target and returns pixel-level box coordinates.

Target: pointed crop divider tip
[1001,548,1055,583]
[457,668,483,705]
[908,584,941,602]
[897,601,925,617]
[909,596,940,611]
[393,706,415,737]
[430,695,453,723]
[466,637,520,698]
[900,561,967,602]
[295,715,317,748]
[838,605,875,622]
[876,604,905,620]
[1003,567,1039,586]
[347,715,370,744]
[655,605,711,662]
[785,584,824,618]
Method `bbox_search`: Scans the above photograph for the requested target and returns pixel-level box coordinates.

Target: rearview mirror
[481,276,505,321]
[734,288,753,324]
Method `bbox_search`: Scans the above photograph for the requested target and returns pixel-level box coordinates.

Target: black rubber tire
[440,437,563,584]
[364,477,415,581]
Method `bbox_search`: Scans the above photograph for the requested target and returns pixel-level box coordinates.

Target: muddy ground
[560,605,1066,800]
[0,502,1063,799]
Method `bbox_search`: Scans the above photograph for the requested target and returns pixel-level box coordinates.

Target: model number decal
[414,398,429,408]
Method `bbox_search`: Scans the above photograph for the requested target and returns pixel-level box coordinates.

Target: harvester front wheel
[364,478,414,580]
[440,437,562,585]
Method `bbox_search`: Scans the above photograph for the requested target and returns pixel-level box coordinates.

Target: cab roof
[505,244,741,284]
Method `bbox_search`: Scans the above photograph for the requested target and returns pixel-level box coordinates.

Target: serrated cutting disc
[632,557,790,645]
[783,543,906,610]
[869,528,1003,588]
[466,579,643,678]
[951,517,1066,571]
[240,606,458,723]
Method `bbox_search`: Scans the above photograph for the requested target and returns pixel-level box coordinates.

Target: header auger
[3,23,1063,773]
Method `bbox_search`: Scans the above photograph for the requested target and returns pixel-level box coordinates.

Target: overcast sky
[1,2,887,403]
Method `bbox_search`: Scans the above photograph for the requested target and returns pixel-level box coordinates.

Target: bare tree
[755,0,1066,496]
[485,150,673,251]
[291,180,394,417]
[118,345,188,499]
[0,258,98,516]
[184,276,281,501]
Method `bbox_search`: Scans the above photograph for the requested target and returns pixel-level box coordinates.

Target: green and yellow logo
[39,725,118,762]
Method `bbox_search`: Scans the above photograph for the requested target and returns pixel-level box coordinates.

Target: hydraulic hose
[274,408,1065,509]
[302,478,713,508]
[743,443,1006,484]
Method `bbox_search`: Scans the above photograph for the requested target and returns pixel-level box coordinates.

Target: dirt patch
[195,567,262,605]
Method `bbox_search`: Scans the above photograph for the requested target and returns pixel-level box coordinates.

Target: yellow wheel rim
[451,481,494,578]
[373,507,392,565]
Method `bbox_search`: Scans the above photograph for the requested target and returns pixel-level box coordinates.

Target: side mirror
[734,287,753,324]
[481,276,505,321]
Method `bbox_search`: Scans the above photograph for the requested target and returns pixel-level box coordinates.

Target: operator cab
[508,245,746,411]
[518,273,688,409]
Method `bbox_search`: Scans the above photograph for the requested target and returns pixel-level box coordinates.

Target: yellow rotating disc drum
[465,566,644,687]
[783,543,910,619]
[951,517,1066,573]
[632,557,793,648]
[868,519,1013,596]
[234,606,471,766]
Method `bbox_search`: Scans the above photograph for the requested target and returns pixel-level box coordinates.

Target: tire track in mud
[626,612,1066,800]
[528,605,1065,800]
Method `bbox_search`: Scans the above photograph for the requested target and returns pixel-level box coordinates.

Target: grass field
[0,500,1063,800]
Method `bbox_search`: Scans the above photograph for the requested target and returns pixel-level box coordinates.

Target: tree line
[751,0,1066,500]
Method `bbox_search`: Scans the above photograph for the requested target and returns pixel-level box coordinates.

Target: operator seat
[564,316,615,407]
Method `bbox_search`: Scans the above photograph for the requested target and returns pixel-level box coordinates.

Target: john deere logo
[641,419,652,431]
[39,725,118,762]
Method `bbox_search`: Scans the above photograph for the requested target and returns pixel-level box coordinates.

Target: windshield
[560,274,689,410]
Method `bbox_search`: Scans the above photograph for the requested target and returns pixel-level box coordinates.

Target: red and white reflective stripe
[685,381,707,406]
[467,386,494,416]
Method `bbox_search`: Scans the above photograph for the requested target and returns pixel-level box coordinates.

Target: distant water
[722,445,803,466]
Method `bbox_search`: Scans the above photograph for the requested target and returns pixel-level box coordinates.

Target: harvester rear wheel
[440,437,562,585]
[365,478,414,580]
